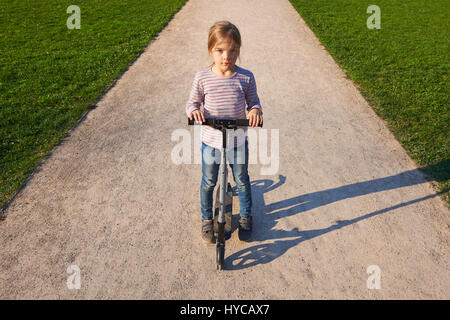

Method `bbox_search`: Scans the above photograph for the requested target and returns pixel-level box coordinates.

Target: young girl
[186,21,263,243]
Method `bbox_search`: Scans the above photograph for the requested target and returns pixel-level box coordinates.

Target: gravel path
[0,0,448,299]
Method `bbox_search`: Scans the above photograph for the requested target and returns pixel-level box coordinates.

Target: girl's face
[209,37,240,72]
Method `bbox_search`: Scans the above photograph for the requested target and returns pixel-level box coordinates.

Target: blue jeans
[200,140,252,221]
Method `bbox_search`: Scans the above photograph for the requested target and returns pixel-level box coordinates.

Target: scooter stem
[218,127,228,224]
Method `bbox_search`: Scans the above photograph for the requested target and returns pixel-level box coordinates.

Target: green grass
[0,0,188,210]
[1,0,448,210]
[289,0,449,204]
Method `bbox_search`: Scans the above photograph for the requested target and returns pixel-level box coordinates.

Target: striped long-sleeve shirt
[186,65,262,149]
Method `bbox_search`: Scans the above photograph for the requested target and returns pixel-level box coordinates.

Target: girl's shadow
[225,166,445,270]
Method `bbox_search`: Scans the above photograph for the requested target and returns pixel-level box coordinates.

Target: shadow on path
[225,162,447,270]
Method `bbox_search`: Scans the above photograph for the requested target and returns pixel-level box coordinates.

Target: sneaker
[238,216,252,242]
[202,220,215,244]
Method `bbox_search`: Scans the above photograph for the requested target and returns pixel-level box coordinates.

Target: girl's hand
[247,108,263,127]
[189,109,205,123]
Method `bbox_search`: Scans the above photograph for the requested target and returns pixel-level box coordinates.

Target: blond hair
[207,21,241,68]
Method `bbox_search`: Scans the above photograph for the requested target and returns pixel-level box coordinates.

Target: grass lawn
[289,0,449,204]
[0,0,188,210]
[1,0,448,210]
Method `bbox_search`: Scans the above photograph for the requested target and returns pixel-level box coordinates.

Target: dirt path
[0,0,448,299]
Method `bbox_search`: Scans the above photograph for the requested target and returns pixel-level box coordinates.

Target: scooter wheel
[216,246,225,270]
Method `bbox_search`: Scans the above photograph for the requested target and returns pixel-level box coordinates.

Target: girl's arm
[245,73,262,114]
[245,73,263,127]
[186,73,204,118]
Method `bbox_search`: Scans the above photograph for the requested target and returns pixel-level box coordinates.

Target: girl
[186,20,263,243]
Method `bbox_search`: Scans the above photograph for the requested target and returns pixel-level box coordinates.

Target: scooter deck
[213,182,233,236]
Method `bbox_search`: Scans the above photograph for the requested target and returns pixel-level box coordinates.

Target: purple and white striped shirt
[186,65,262,149]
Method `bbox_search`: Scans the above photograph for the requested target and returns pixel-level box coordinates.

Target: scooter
[188,118,262,270]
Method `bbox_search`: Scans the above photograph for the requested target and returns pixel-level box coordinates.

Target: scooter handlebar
[188,118,263,128]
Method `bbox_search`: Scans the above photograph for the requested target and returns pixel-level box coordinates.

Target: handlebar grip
[187,118,216,126]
